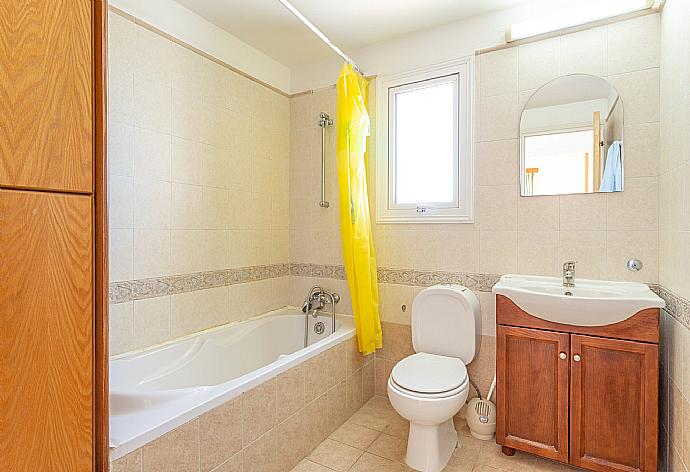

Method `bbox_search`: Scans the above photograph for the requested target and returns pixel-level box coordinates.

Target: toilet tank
[411,284,481,363]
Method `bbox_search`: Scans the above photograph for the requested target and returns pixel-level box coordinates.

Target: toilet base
[405,418,458,472]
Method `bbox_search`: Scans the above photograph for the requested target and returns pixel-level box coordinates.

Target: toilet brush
[466,375,497,440]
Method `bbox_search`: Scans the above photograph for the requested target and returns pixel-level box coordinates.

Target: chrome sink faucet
[562,261,576,287]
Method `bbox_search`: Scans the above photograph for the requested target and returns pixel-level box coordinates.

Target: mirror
[520,74,623,197]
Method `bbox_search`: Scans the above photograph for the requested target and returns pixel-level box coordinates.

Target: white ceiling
[175,0,536,66]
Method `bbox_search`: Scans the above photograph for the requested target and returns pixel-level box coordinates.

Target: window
[376,58,474,223]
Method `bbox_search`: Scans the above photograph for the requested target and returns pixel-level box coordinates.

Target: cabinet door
[497,325,570,462]
[0,0,93,193]
[570,335,658,472]
[0,190,93,471]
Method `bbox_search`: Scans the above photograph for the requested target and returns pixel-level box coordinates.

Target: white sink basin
[492,274,665,326]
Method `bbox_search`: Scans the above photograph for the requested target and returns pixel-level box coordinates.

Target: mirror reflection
[520,74,623,197]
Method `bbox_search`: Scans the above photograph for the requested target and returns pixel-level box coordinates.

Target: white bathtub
[109,308,355,460]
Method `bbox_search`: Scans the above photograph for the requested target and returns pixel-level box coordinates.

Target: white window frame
[376,57,474,224]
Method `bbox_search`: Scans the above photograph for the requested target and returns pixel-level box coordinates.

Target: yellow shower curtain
[336,63,382,355]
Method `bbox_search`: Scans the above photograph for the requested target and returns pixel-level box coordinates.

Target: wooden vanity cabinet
[496,295,659,472]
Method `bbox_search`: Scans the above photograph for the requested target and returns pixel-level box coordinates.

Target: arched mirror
[520,74,623,197]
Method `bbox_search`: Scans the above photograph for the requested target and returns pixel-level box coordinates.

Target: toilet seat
[391,352,468,395]
[389,375,469,399]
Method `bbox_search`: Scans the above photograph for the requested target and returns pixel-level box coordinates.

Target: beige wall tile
[518,38,560,92]
[134,77,172,134]
[379,284,414,325]
[275,410,307,472]
[142,420,200,472]
[133,296,171,349]
[134,127,172,181]
[242,378,277,446]
[479,93,519,142]
[109,121,135,177]
[210,453,242,472]
[277,364,305,422]
[517,230,559,276]
[559,193,607,231]
[199,398,242,472]
[560,26,607,77]
[477,139,519,187]
[480,48,518,97]
[111,449,142,472]
[478,185,518,230]
[133,229,171,279]
[479,231,518,275]
[624,123,661,178]
[608,14,660,76]
[110,302,135,356]
[171,287,230,338]
[517,196,559,231]
[609,68,660,125]
[478,292,496,337]
[606,177,659,231]
[605,230,658,283]
[133,178,171,229]
[110,228,134,282]
[110,176,134,229]
[558,231,607,280]
[242,429,277,472]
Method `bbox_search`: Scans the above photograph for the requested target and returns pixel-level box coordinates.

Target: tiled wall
[107,11,291,355]
[658,0,690,470]
[110,337,375,472]
[289,14,662,340]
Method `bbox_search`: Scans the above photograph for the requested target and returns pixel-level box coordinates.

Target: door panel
[497,325,570,462]
[0,0,93,193]
[0,190,93,471]
[570,335,658,472]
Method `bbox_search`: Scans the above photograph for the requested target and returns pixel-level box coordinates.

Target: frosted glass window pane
[394,81,455,205]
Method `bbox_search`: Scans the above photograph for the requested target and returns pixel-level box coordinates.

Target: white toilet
[387,284,481,472]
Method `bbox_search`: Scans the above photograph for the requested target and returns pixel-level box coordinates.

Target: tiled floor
[291,396,579,472]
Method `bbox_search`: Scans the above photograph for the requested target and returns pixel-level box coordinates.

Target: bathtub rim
[109,308,356,461]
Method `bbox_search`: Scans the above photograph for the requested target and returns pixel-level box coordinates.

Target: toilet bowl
[386,285,481,472]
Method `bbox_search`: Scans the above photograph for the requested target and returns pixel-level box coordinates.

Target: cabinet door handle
[573,354,581,362]
[559,352,567,360]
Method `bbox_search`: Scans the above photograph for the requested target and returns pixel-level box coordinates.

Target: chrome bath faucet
[562,261,576,287]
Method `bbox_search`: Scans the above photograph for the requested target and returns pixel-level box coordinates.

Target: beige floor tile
[474,442,540,472]
[349,410,391,431]
[367,433,407,463]
[472,465,503,472]
[349,452,412,472]
[330,421,381,450]
[452,435,485,464]
[382,413,409,439]
[308,438,364,471]
[290,459,335,472]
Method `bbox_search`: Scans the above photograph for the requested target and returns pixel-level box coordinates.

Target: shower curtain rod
[278,0,366,76]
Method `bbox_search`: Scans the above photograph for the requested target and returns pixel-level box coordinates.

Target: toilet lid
[391,352,467,394]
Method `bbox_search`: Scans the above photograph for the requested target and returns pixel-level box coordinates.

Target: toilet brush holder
[466,397,496,440]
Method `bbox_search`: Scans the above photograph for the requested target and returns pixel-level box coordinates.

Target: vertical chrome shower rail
[318,112,333,208]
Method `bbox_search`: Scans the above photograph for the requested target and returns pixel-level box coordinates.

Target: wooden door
[0,0,93,193]
[570,335,658,472]
[0,190,94,471]
[496,325,570,462]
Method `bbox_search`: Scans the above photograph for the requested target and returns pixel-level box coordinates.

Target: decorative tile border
[657,286,690,329]
[110,263,501,304]
[109,264,290,304]
[111,262,681,318]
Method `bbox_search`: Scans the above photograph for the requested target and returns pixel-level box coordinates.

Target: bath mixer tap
[562,261,576,287]
[303,286,340,347]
